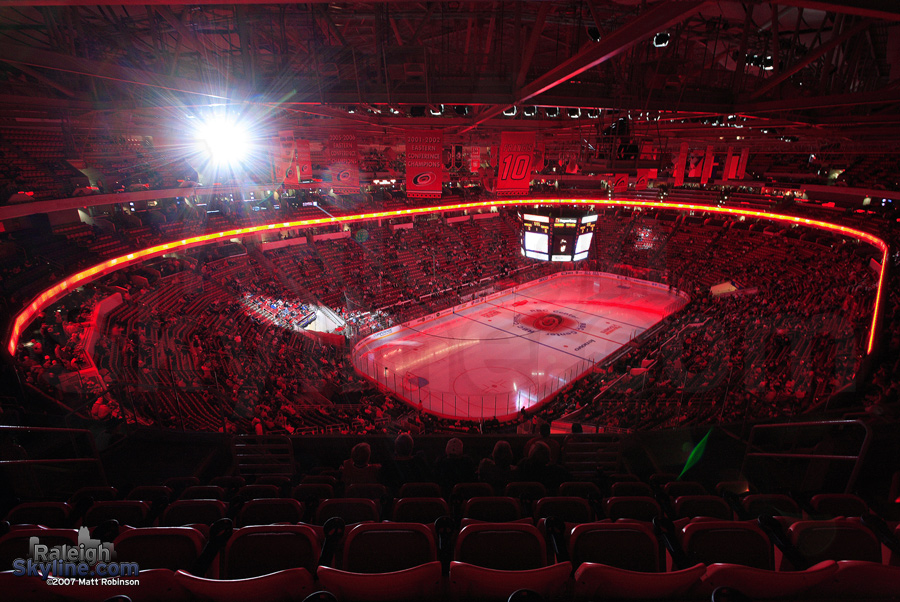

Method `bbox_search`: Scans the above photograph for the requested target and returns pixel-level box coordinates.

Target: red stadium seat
[450,482,494,501]
[4,502,71,528]
[806,560,900,598]
[558,482,601,499]
[603,496,661,522]
[663,481,707,498]
[291,483,334,502]
[392,497,451,523]
[317,522,442,601]
[398,482,442,498]
[784,518,882,569]
[809,493,869,518]
[741,494,801,519]
[162,500,228,527]
[222,524,320,579]
[345,482,388,501]
[673,495,734,520]
[126,485,174,503]
[462,496,523,523]
[175,568,316,602]
[568,521,661,571]
[113,526,205,571]
[450,522,571,601]
[681,520,773,569]
[236,498,304,527]
[505,482,548,501]
[697,560,838,599]
[573,562,706,600]
[533,497,594,524]
[314,498,379,525]
[82,500,150,528]
[68,487,119,507]
[235,484,281,500]
[0,528,78,568]
[180,486,227,501]
[610,481,654,497]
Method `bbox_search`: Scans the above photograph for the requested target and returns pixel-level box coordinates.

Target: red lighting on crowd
[5,198,888,357]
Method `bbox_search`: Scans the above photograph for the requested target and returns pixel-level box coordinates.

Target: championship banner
[673,142,688,187]
[405,130,443,198]
[635,168,657,189]
[613,173,629,193]
[736,148,750,179]
[532,143,545,173]
[723,147,738,180]
[701,145,715,184]
[495,132,534,194]
[328,132,359,193]
[275,130,299,188]
[295,139,312,182]
[470,146,481,173]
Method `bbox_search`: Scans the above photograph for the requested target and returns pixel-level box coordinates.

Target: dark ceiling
[1,1,899,154]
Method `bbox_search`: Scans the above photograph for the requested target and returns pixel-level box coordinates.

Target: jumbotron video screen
[520,210,597,262]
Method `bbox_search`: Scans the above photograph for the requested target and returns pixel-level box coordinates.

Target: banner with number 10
[495,132,535,194]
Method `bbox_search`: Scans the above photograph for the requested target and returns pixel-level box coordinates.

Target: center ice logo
[513,309,586,336]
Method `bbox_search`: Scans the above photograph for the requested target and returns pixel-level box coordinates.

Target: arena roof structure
[1,0,900,153]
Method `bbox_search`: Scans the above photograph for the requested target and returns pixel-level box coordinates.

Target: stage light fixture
[653,32,670,47]
[429,104,444,116]
[762,55,774,70]
[567,108,581,118]
[454,105,469,116]
[523,106,538,117]
[503,106,518,117]
[545,107,560,118]
[585,109,600,119]
[587,26,601,42]
[194,115,250,167]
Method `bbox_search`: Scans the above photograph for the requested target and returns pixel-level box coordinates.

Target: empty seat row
[3,491,877,533]
[4,518,900,602]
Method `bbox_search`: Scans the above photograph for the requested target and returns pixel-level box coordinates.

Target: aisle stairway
[563,434,622,480]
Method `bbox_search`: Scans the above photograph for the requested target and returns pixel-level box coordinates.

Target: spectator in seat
[380,433,432,493]
[434,437,476,495]
[341,442,381,487]
[524,422,561,465]
[515,441,570,494]
[477,440,516,494]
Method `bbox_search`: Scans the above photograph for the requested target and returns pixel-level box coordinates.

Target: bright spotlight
[195,116,250,167]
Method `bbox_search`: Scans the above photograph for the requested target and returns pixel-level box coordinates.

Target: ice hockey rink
[352,271,688,420]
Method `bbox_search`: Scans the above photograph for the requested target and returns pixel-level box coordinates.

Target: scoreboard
[521,210,597,262]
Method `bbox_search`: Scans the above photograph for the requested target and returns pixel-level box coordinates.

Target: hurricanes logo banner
[275,130,299,188]
[470,146,481,173]
[495,132,534,194]
[328,132,360,193]
[295,139,312,182]
[405,130,443,198]
[635,169,657,189]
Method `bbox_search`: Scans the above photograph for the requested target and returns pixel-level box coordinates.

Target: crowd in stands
[8,194,895,438]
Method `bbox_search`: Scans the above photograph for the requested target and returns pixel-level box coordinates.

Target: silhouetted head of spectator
[572,423,583,434]
[445,437,464,457]
[540,422,551,438]
[351,442,371,467]
[528,441,551,466]
[492,440,514,468]
[395,433,414,457]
